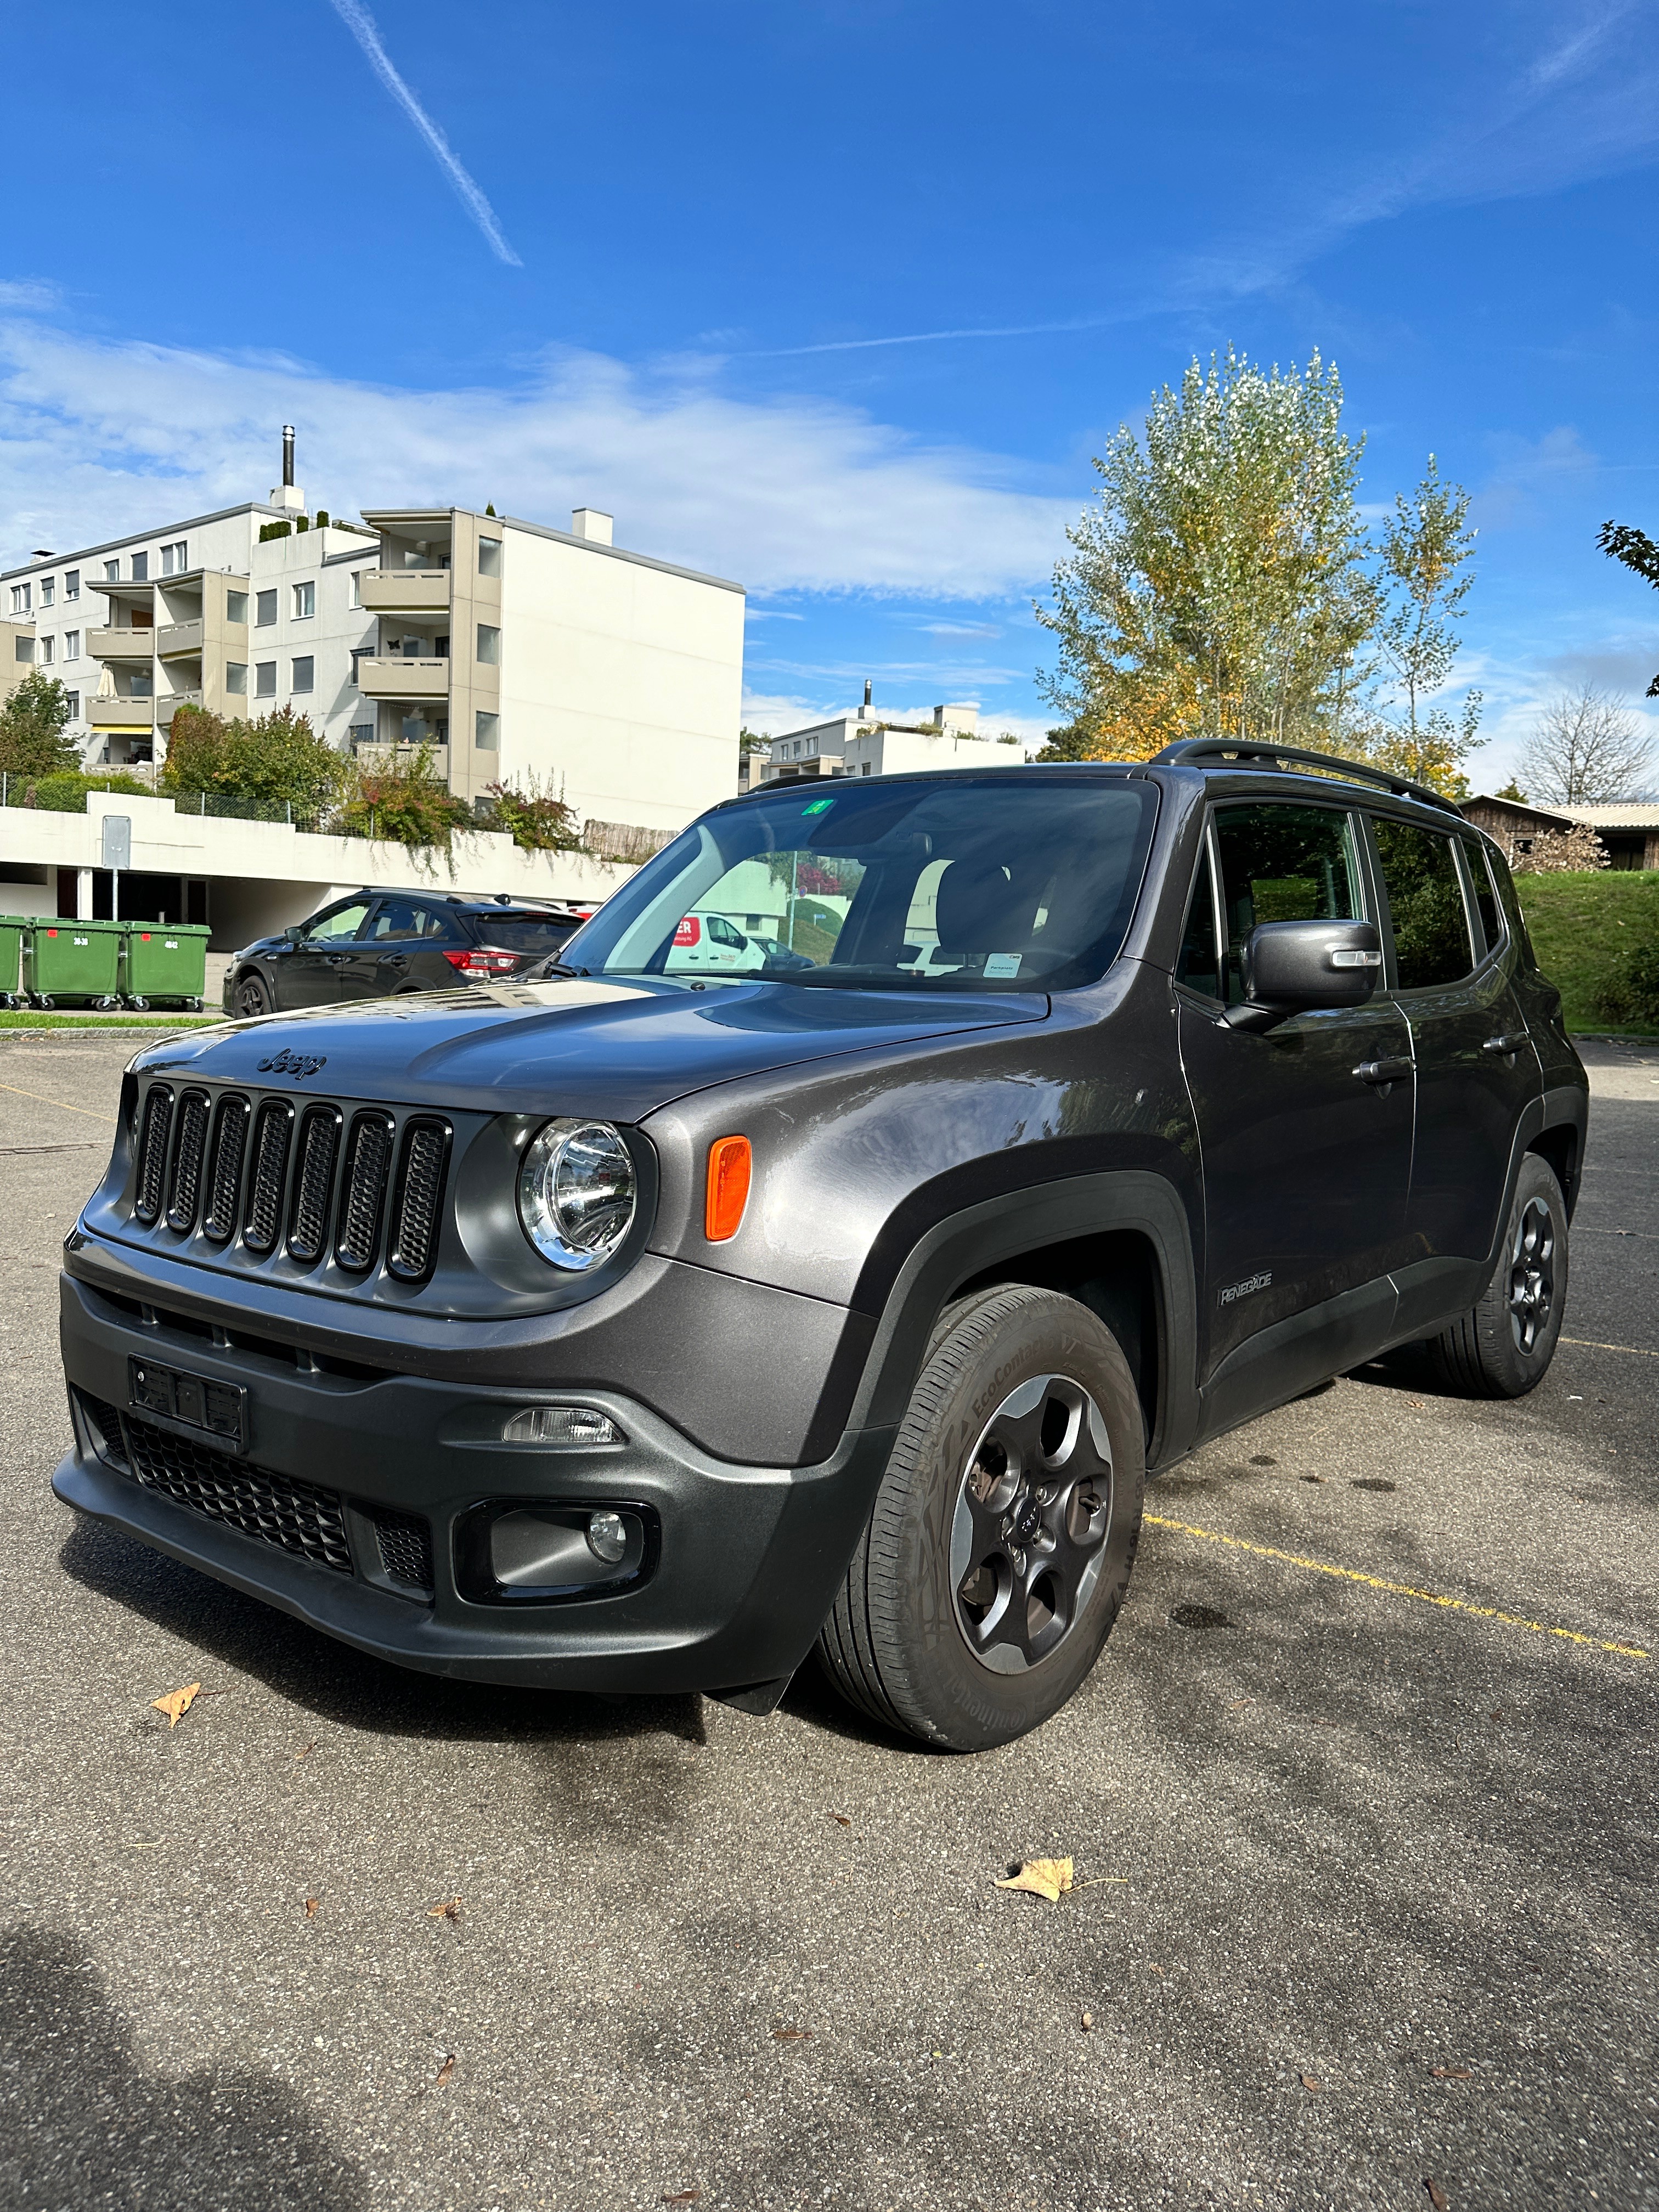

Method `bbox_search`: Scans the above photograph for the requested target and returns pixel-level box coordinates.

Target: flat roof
[1,501,286,584]
[359,505,744,596]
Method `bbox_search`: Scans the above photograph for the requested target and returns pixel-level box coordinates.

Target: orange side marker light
[706,1135,752,1242]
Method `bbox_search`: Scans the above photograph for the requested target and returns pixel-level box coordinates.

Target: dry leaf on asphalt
[1425,2183,1448,2210]
[831,1813,852,1827]
[433,2053,455,2087]
[1300,2074,1322,2092]
[995,1857,1074,1901]
[428,1898,463,1921]
[1080,2011,1094,2032]
[1430,2066,1472,2081]
[772,2027,815,2044]
[303,1898,319,1919]
[151,1683,201,1728]
[661,2193,702,2205]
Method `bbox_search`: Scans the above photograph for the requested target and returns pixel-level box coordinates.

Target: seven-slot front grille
[135,1079,451,1289]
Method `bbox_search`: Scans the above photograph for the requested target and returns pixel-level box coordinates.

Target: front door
[280,898,376,1007]
[1368,815,1541,1327]
[1177,799,1417,1433]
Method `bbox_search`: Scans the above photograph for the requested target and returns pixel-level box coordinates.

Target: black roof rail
[1151,738,1462,817]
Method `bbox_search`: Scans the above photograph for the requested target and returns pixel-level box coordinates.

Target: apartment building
[2,436,746,839]
[757,697,1020,785]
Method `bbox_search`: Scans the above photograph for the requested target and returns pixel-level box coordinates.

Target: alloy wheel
[236,976,269,1018]
[1508,1194,1556,1355]
[949,1372,1113,1674]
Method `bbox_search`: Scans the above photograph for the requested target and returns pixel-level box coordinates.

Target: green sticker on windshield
[801,797,834,815]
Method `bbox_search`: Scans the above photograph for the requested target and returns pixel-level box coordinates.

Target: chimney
[571,507,613,545]
[862,679,872,713]
[269,423,306,514]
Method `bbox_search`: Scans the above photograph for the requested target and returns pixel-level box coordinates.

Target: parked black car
[59,744,1587,1750]
[222,892,588,1018]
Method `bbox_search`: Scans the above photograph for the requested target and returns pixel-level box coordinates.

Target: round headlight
[516,1118,636,1270]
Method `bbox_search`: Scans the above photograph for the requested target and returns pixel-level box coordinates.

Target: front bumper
[57,1272,891,1694]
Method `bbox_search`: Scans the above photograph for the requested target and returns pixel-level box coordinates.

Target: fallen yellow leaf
[428,1898,463,1921]
[151,1683,201,1728]
[995,1856,1074,1902]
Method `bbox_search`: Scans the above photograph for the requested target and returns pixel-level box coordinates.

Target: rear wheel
[1429,1154,1568,1398]
[817,1284,1144,1751]
[235,972,270,1019]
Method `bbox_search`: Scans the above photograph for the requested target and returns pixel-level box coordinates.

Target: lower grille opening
[119,1409,353,1574]
[373,1510,435,1593]
[77,1391,130,1470]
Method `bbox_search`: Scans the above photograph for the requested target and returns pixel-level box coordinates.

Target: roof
[1561,802,1659,830]
[1,502,283,584]
[1462,794,1575,830]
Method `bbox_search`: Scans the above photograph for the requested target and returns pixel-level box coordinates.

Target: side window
[707,915,745,948]
[1372,820,1476,990]
[1174,840,1223,1001]
[1464,841,1504,957]
[370,899,423,940]
[1212,804,1362,1006]
[306,900,372,943]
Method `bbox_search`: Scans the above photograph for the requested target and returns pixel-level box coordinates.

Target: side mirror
[1221,918,1382,1032]
[282,924,307,947]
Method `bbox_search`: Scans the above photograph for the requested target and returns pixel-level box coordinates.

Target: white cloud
[0,318,1073,599]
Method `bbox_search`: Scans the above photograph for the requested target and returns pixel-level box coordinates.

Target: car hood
[134,977,1049,1120]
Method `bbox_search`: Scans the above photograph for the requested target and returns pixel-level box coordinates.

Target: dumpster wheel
[94,996,117,1012]
[30,995,54,1012]
[125,997,150,1013]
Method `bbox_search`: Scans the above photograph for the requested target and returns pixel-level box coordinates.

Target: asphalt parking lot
[0,1033,1654,2212]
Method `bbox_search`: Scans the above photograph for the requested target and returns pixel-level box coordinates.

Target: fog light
[503,1405,622,1447]
[586,1510,629,1565]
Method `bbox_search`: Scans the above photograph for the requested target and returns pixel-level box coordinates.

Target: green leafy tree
[161,704,347,820]
[1356,458,1483,798]
[1597,520,1659,696]
[1493,778,1528,801]
[338,744,472,851]
[0,670,80,778]
[1036,348,1374,758]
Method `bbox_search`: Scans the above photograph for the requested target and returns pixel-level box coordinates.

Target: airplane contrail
[325,0,522,267]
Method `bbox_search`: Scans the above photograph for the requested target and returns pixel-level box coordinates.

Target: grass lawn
[0,1011,221,1032]
[1517,870,1659,1035]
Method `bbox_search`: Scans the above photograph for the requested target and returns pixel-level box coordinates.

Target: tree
[161,704,347,820]
[0,670,80,778]
[1597,520,1659,696]
[738,726,770,758]
[1358,458,1483,798]
[1036,348,1373,759]
[1493,778,1528,801]
[1517,684,1655,804]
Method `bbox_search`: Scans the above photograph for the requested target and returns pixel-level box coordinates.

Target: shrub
[9,770,151,812]
[0,670,80,778]
[1590,942,1659,1028]
[162,704,347,820]
[482,775,583,851]
[258,521,291,543]
[338,744,473,851]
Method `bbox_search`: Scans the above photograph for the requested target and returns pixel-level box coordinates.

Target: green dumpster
[25,918,123,1010]
[0,915,25,1009]
[121,921,210,1011]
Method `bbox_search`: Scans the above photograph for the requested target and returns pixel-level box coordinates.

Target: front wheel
[817,1284,1144,1751]
[1429,1154,1568,1397]
[235,972,270,1019]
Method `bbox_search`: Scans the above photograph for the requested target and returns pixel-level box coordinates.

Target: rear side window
[1464,842,1504,957]
[1211,803,1363,1006]
[1372,820,1476,990]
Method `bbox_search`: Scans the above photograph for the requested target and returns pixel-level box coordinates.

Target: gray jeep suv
[54,743,1587,1750]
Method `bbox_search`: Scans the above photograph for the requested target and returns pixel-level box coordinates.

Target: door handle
[376,952,409,967]
[1483,1031,1528,1057]
[326,953,349,965]
[1354,1057,1413,1087]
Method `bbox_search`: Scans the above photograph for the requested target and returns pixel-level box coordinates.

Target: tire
[235,972,270,1019]
[126,996,150,1013]
[95,996,117,1012]
[1429,1154,1568,1398]
[817,1284,1145,1751]
[31,995,53,1012]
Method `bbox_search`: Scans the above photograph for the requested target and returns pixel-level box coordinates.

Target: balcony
[359,569,452,616]
[87,696,156,731]
[88,627,156,662]
[156,619,204,659]
[159,691,204,723]
[355,655,450,701]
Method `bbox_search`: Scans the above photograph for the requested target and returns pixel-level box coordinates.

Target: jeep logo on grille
[257,1048,329,1079]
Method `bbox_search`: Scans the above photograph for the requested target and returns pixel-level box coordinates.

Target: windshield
[560,774,1159,991]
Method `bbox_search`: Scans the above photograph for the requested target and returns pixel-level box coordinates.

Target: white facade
[757,701,1021,785]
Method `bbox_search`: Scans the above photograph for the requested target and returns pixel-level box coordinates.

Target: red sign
[673,916,701,946]
[46,929,58,938]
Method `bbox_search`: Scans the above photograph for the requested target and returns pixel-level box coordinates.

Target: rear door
[1177,799,1417,1430]
[364,895,431,994]
[1367,812,1541,1324]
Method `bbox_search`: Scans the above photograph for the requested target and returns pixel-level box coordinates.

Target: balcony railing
[355,655,450,701]
[87,627,156,662]
[156,619,204,659]
[358,569,452,616]
[159,691,204,723]
[86,696,157,729]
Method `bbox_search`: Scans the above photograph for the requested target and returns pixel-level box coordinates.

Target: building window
[40,635,54,665]
[131,552,149,581]
[64,570,78,601]
[477,537,502,577]
[349,571,365,608]
[129,670,153,698]
[255,661,276,697]
[40,577,54,608]
[64,630,79,661]
[226,590,248,625]
[13,636,32,664]
[160,540,187,575]
[475,710,500,751]
[9,583,29,614]
[64,692,78,721]
[349,647,372,684]
[476,623,500,665]
[349,721,373,746]
[255,589,277,627]
[225,663,247,696]
[292,580,315,620]
[290,655,314,693]
[104,560,119,582]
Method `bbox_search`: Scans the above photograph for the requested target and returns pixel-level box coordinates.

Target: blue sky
[3,0,1657,783]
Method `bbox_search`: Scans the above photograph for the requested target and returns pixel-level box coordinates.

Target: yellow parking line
[1560,1336,1659,1359]
[1143,1514,1650,1660]
[0,1079,115,1125]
